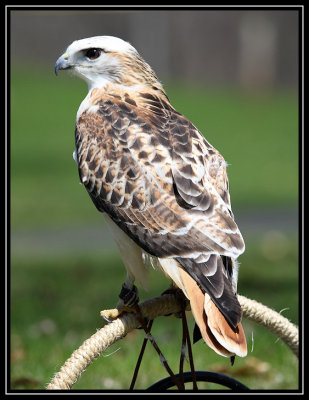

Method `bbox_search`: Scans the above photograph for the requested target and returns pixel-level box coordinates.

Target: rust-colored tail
[179,268,247,357]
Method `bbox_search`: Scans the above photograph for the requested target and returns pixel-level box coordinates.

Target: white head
[55,36,159,90]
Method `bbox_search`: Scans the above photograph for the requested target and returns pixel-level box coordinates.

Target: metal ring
[146,370,250,391]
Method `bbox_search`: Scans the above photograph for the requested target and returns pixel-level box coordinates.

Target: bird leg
[101,273,140,322]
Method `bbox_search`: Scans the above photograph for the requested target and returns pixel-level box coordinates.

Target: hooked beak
[55,53,71,76]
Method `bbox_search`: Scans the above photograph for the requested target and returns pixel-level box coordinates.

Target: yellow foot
[100,305,138,322]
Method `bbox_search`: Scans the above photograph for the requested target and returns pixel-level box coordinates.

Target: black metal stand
[146,370,250,391]
[130,291,250,392]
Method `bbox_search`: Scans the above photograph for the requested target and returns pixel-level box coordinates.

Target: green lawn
[10,64,299,391]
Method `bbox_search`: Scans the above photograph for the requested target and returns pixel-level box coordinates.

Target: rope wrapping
[46,294,299,390]
[238,295,299,357]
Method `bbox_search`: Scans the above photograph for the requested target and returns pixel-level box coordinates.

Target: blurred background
[10,8,300,391]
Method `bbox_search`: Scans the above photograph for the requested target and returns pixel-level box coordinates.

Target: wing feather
[75,91,245,329]
[75,94,244,258]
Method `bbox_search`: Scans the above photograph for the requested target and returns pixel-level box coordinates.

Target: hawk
[55,36,247,358]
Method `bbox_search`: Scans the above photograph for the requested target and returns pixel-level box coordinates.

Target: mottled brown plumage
[56,36,247,358]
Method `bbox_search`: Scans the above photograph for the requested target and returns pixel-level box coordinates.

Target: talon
[100,308,123,321]
[100,304,139,322]
[101,314,113,323]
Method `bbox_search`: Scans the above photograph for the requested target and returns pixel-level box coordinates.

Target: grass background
[10,64,299,391]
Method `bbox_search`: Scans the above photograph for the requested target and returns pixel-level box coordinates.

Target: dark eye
[85,48,102,60]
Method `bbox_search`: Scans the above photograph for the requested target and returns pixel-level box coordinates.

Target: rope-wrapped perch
[238,295,299,357]
[46,294,299,390]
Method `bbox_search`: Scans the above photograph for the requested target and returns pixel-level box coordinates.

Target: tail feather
[204,294,247,357]
[179,267,247,358]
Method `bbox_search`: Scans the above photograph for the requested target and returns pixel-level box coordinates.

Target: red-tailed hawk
[55,36,247,358]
